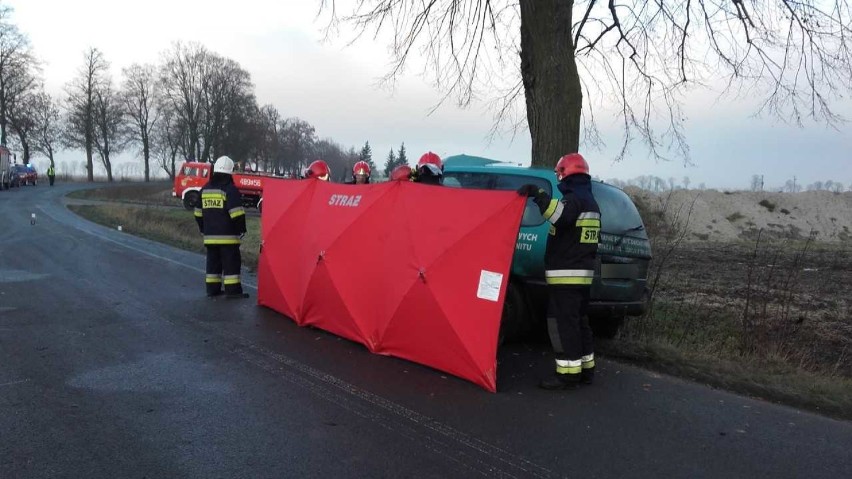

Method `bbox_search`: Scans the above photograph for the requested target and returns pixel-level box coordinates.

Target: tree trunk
[519,0,582,169]
[104,153,113,182]
[143,134,150,182]
[20,136,29,164]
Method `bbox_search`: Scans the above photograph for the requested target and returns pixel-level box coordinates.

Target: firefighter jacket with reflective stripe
[532,174,600,286]
[194,175,246,245]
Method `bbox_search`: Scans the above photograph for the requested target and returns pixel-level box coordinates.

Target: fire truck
[172,161,278,211]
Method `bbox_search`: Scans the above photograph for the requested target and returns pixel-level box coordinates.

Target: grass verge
[68,203,261,270]
[67,181,178,207]
[599,319,852,420]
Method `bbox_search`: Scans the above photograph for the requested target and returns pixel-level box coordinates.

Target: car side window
[493,175,552,227]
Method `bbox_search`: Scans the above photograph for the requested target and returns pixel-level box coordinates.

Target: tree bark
[519,0,582,169]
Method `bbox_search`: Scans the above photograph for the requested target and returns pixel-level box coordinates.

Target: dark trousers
[546,286,594,362]
[48,175,55,186]
[205,244,243,296]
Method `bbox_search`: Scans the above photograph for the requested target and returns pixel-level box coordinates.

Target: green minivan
[443,155,652,339]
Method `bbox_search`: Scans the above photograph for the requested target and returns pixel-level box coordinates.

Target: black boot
[581,367,595,385]
[225,292,250,299]
[539,373,580,390]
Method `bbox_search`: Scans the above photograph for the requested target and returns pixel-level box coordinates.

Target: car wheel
[183,191,200,210]
[590,315,624,339]
[498,282,527,346]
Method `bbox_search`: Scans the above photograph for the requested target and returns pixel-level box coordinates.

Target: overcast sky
[8,0,852,189]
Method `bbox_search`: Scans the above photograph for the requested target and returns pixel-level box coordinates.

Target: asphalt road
[1,183,850,478]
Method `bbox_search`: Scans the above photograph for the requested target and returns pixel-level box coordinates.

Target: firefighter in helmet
[412,152,443,185]
[304,160,331,181]
[390,164,413,181]
[517,153,600,389]
[194,155,249,299]
[348,161,371,184]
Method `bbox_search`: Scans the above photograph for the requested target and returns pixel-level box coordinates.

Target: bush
[759,199,776,212]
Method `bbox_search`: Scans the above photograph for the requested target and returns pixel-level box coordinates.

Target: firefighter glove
[516,184,540,197]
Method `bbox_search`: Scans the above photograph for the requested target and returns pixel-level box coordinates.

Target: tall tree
[397,142,408,166]
[159,42,206,161]
[358,141,376,171]
[92,82,125,182]
[29,91,63,170]
[0,5,36,147]
[277,117,316,177]
[6,74,41,163]
[383,148,396,177]
[321,1,852,167]
[152,102,185,179]
[64,47,108,181]
[121,63,159,182]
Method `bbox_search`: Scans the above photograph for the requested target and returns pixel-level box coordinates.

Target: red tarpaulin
[257,178,525,391]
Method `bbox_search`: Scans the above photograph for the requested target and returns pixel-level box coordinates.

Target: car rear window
[592,183,646,236]
[443,171,552,226]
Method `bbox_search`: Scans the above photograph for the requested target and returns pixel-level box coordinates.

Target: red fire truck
[172,161,277,211]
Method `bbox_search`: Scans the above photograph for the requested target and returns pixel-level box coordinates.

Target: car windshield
[443,171,552,226]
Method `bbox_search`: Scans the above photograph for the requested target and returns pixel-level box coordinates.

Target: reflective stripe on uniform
[229,207,245,219]
[194,207,203,218]
[202,189,225,198]
[576,211,601,227]
[204,235,241,245]
[555,359,582,375]
[581,353,595,369]
[206,274,222,284]
[543,200,564,224]
[223,275,241,285]
[545,269,594,285]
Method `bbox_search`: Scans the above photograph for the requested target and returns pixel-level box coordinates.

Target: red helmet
[352,161,371,177]
[417,152,442,170]
[306,160,330,180]
[390,165,412,181]
[555,153,589,179]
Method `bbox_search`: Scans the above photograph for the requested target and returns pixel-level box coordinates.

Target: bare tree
[121,63,159,182]
[6,80,40,163]
[0,5,37,147]
[253,104,280,173]
[65,48,109,181]
[152,102,185,179]
[277,117,317,177]
[92,81,126,182]
[682,176,690,190]
[29,91,62,169]
[320,1,852,168]
[751,174,764,192]
[159,42,207,161]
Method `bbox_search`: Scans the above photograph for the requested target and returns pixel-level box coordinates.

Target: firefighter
[304,160,331,181]
[412,152,443,185]
[194,155,248,299]
[517,153,600,389]
[47,163,56,186]
[348,161,371,184]
[390,164,413,181]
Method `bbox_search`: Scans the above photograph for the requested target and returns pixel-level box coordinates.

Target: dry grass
[67,181,178,206]
[68,204,261,270]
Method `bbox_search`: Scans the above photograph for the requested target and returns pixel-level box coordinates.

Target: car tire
[498,281,527,346]
[183,191,200,210]
[590,315,624,339]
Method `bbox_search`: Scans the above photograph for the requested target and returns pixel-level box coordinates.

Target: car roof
[443,154,627,192]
